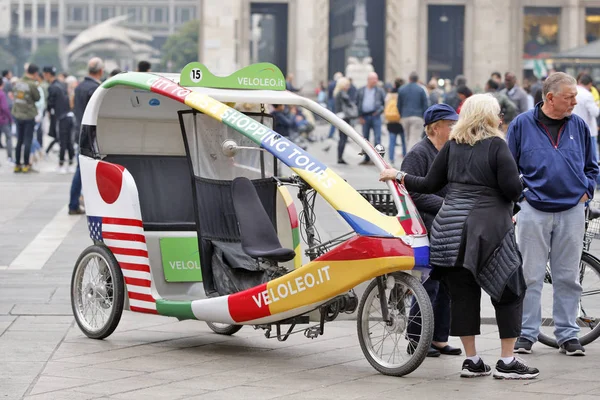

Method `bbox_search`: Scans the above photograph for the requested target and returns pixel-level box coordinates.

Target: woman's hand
[379,168,399,182]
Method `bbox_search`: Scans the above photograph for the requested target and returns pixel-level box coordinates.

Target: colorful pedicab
[70,63,434,376]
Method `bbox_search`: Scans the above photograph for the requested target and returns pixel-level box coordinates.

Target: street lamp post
[348,0,369,59]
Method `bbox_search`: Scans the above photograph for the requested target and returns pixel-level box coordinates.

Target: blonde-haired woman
[333,77,357,164]
[380,94,539,380]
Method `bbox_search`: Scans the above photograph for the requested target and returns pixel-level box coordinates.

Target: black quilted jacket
[403,137,525,301]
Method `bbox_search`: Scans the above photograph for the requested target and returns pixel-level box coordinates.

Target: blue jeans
[69,159,82,211]
[362,114,382,161]
[327,98,336,139]
[15,118,35,166]
[389,131,406,163]
[517,201,585,345]
[407,276,451,343]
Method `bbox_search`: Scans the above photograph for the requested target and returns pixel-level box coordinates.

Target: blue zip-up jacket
[506,103,599,212]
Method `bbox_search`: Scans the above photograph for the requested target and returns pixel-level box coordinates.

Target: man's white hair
[88,57,104,74]
[543,72,576,101]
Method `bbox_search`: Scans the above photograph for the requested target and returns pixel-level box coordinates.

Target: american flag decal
[87,216,157,314]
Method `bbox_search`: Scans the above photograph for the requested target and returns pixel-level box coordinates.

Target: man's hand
[359,117,365,125]
[379,168,399,182]
[581,193,589,203]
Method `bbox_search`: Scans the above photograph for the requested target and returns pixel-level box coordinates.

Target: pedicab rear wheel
[71,245,124,340]
[357,272,433,377]
[206,322,243,335]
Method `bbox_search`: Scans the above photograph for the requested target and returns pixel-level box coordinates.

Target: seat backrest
[102,155,195,230]
[231,177,282,251]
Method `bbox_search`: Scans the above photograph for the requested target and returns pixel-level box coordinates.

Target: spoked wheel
[357,273,433,377]
[71,245,124,340]
[538,252,600,348]
[206,322,243,335]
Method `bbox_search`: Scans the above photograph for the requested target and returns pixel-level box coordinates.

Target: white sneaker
[58,165,67,174]
[67,164,76,173]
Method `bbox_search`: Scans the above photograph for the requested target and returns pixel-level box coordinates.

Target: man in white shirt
[573,74,600,158]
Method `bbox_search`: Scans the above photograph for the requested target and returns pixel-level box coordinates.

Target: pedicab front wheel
[357,272,434,377]
[206,322,243,335]
[71,245,125,340]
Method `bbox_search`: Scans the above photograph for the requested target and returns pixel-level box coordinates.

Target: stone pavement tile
[2,329,67,342]
[0,381,29,400]
[8,315,73,332]
[568,397,600,400]
[43,365,146,382]
[517,378,600,395]
[562,368,600,382]
[10,303,72,316]
[41,360,95,375]
[53,342,174,364]
[274,377,405,400]
[71,376,170,396]
[102,329,205,346]
[29,375,97,395]
[0,303,14,314]
[143,362,233,382]
[23,389,99,400]
[0,340,58,362]
[250,371,371,392]
[92,352,206,373]
[109,381,212,400]
[0,315,16,335]
[0,288,56,304]
[0,362,45,383]
[186,385,301,400]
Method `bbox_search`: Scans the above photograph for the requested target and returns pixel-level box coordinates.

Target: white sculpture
[65,15,160,71]
[345,56,375,89]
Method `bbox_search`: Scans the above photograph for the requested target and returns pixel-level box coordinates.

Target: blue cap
[423,103,459,126]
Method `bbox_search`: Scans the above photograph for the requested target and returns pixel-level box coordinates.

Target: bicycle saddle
[589,206,600,221]
[231,177,296,263]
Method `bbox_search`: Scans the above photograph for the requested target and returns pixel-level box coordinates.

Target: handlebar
[274,176,298,184]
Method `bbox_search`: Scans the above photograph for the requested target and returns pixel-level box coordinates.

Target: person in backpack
[385,78,406,166]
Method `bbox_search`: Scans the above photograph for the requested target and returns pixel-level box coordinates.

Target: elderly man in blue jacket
[507,72,599,356]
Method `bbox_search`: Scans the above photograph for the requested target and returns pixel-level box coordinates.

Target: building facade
[197,0,600,93]
[3,0,600,90]
[0,0,198,62]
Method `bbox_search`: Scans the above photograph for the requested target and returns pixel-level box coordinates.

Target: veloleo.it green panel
[159,237,203,282]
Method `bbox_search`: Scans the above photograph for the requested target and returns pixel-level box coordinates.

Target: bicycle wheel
[357,273,433,377]
[206,322,243,335]
[71,245,125,340]
[538,252,600,347]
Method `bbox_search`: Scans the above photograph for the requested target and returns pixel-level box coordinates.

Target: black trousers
[441,267,523,339]
[337,127,348,161]
[58,117,74,164]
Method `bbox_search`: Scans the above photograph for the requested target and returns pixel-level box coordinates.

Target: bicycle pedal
[304,326,320,339]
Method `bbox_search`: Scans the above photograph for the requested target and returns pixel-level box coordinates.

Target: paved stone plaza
[2,125,600,399]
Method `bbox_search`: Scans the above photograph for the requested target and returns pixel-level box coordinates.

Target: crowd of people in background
[0,58,152,216]
[314,68,600,167]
